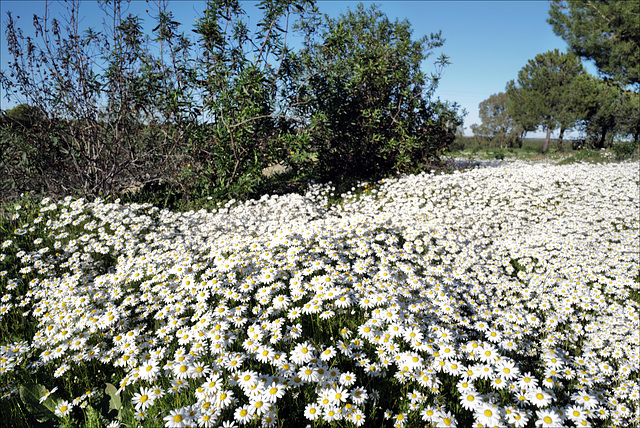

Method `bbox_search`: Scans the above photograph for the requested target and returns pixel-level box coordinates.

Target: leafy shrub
[0,2,194,200]
[296,3,463,182]
[447,137,467,152]
[571,139,586,150]
[522,140,546,153]
[611,139,639,160]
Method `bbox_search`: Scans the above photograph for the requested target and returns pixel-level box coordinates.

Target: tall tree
[569,75,639,148]
[616,90,640,144]
[548,0,640,87]
[470,92,524,148]
[506,49,587,152]
[579,75,622,148]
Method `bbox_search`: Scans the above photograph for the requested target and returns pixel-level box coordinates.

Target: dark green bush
[611,139,639,160]
[522,140,546,153]
[448,137,467,152]
[295,3,463,182]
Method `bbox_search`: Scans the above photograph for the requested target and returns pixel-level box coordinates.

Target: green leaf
[104,382,122,419]
[19,383,56,423]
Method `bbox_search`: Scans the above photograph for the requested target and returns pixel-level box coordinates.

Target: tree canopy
[1,103,45,127]
[470,92,523,148]
[506,49,587,152]
[578,77,640,148]
[548,0,640,87]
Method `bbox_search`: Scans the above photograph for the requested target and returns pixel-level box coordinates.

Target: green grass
[445,145,621,164]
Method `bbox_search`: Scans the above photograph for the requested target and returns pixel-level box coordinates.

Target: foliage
[470,92,524,148]
[506,49,587,153]
[444,137,626,161]
[0,0,202,199]
[0,0,314,204]
[0,0,465,206]
[447,136,468,152]
[182,0,316,205]
[548,0,640,87]
[611,139,639,161]
[615,90,640,144]
[18,384,57,424]
[578,76,620,149]
[295,3,463,181]
[1,104,46,128]
[572,77,640,149]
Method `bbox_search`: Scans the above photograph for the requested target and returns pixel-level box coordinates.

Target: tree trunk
[597,128,608,149]
[543,126,551,153]
[559,127,565,148]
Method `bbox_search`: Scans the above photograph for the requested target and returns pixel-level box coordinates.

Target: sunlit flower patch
[1,160,638,427]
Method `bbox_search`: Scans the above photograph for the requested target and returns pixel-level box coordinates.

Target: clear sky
[1,0,599,138]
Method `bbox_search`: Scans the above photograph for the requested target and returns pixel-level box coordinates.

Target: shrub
[0,2,194,200]
[296,3,463,181]
[0,0,315,204]
[611,139,639,160]
[448,137,467,152]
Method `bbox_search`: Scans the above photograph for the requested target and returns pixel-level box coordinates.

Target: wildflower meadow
[0,159,638,428]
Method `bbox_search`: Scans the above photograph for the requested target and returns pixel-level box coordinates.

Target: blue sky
[1,0,599,138]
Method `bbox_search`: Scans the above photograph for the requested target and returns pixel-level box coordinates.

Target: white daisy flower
[131,387,155,412]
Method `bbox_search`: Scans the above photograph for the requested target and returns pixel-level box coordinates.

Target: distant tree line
[471,0,639,153]
[0,0,463,204]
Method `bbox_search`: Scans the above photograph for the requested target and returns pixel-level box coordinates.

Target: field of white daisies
[0,159,638,428]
